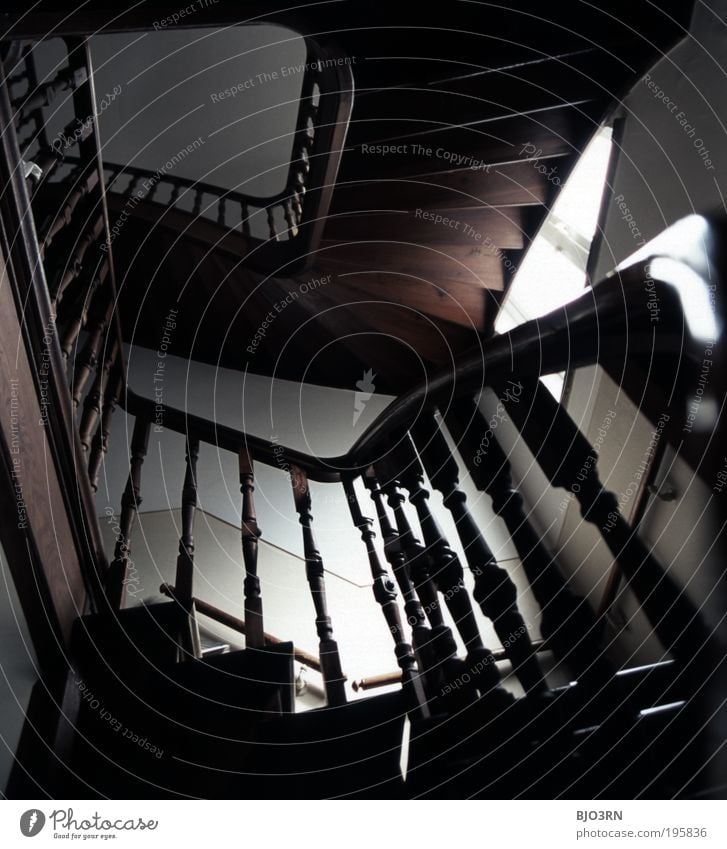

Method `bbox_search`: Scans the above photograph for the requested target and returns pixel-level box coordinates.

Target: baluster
[14,65,85,120]
[412,414,548,696]
[217,196,226,227]
[40,167,97,256]
[241,203,251,238]
[290,465,346,706]
[60,257,108,361]
[87,365,121,492]
[499,378,718,675]
[125,174,143,199]
[168,181,181,206]
[174,437,202,660]
[266,206,279,241]
[79,339,118,451]
[374,462,465,699]
[106,416,150,609]
[362,469,434,668]
[51,218,103,308]
[445,397,613,683]
[239,447,264,648]
[343,476,429,719]
[72,295,113,407]
[192,189,203,217]
[396,435,504,698]
[283,198,298,238]
[145,179,159,203]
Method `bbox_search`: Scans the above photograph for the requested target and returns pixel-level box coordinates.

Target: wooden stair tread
[323,206,525,249]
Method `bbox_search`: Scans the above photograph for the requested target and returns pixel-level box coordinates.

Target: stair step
[339,102,600,182]
[330,159,554,214]
[316,240,508,291]
[323,207,525,249]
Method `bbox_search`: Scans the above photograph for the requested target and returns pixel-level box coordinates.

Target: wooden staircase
[3,1,726,802]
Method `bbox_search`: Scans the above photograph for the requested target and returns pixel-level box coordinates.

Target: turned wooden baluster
[169,182,182,206]
[241,203,251,238]
[343,476,429,718]
[51,218,103,308]
[444,397,613,683]
[500,379,718,674]
[15,65,85,129]
[217,196,226,227]
[174,437,202,660]
[290,465,346,706]
[87,364,121,492]
[395,435,503,698]
[106,416,150,609]
[374,462,467,698]
[39,166,97,255]
[239,447,264,649]
[125,174,143,199]
[283,199,299,237]
[412,414,548,696]
[362,469,433,665]
[60,256,108,360]
[72,290,114,407]
[192,189,203,217]
[79,340,118,451]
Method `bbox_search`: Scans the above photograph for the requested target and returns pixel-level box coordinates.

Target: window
[494,125,614,398]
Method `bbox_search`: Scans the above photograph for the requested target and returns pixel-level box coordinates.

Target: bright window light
[494,125,614,398]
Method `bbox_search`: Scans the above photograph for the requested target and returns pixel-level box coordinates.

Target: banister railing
[109,215,724,718]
